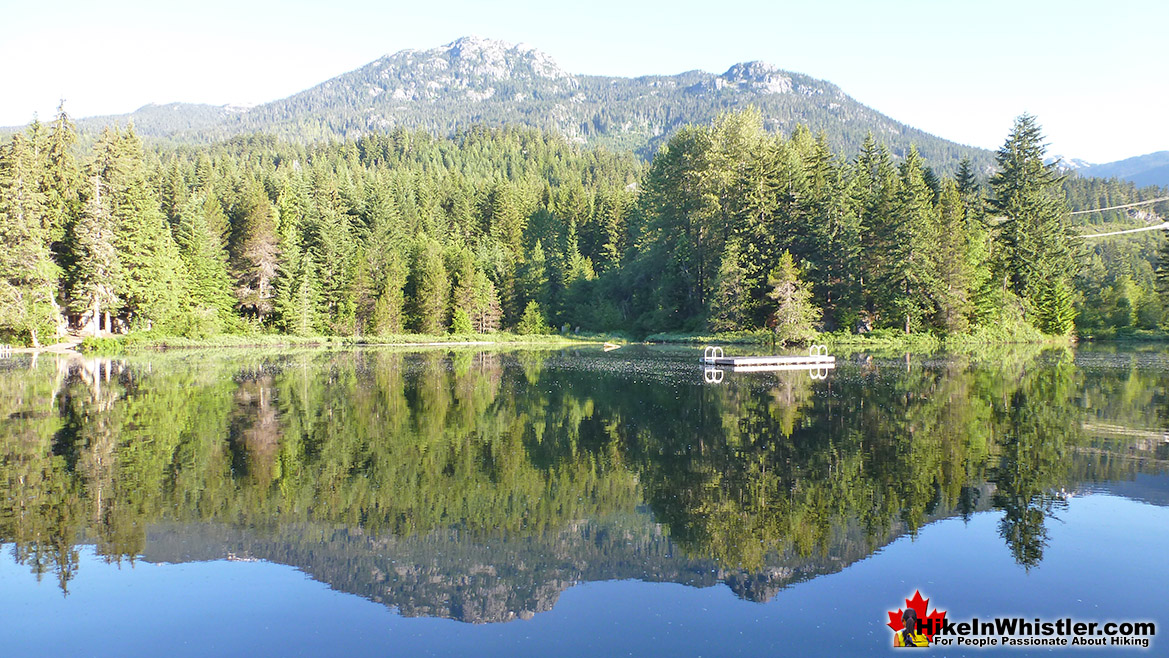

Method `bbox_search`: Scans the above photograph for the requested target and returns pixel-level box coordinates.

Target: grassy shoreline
[1074,328,1169,343]
[78,331,623,354]
[646,326,1079,353]
[70,324,1160,356]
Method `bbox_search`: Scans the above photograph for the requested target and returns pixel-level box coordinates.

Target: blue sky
[2,0,1164,163]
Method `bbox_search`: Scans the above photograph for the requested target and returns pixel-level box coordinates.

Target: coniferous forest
[1,105,1167,346]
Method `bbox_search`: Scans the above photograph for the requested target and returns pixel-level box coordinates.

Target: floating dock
[701,345,835,372]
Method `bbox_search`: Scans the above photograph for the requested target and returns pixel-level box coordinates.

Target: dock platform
[701,345,835,370]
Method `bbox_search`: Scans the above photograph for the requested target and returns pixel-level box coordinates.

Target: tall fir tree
[988,115,1077,334]
[285,246,323,336]
[311,183,356,332]
[519,239,550,311]
[449,246,478,323]
[883,146,940,333]
[709,239,750,331]
[174,194,236,334]
[933,180,974,332]
[469,269,502,333]
[95,127,187,330]
[854,134,899,326]
[347,247,376,334]
[371,250,407,335]
[0,132,60,345]
[412,238,449,334]
[67,175,120,335]
[42,103,81,248]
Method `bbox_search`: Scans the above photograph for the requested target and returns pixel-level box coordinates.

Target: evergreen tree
[592,188,631,272]
[91,127,188,330]
[451,308,474,335]
[807,137,861,328]
[554,221,595,320]
[955,157,979,198]
[174,195,236,334]
[767,251,819,346]
[412,239,449,334]
[709,240,750,332]
[201,189,230,256]
[469,269,502,333]
[311,185,356,332]
[449,246,478,323]
[1034,279,1076,335]
[519,239,550,310]
[1156,234,1169,307]
[348,247,376,334]
[160,157,187,227]
[0,132,60,345]
[67,175,120,335]
[42,103,81,247]
[881,146,940,333]
[516,300,551,335]
[285,247,323,335]
[484,181,526,255]
[854,134,899,327]
[988,115,1077,334]
[371,251,407,335]
[933,180,973,332]
[271,184,307,334]
[360,179,408,335]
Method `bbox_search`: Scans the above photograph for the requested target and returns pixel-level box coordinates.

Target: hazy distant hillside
[74,102,241,137]
[41,37,994,171]
[1081,151,1169,187]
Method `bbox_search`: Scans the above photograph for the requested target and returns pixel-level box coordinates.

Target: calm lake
[1,344,1166,656]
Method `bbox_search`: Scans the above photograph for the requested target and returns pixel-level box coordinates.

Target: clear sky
[2,0,1164,164]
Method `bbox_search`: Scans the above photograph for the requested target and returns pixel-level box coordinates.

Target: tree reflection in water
[0,345,1165,613]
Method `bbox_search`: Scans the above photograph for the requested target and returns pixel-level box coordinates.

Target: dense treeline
[0,106,1164,345]
[1062,174,1169,333]
[0,110,643,343]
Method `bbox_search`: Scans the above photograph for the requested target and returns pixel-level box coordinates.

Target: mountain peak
[719,61,793,94]
[1047,154,1095,170]
[373,36,571,81]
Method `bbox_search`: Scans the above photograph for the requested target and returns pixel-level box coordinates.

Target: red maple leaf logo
[887,590,947,642]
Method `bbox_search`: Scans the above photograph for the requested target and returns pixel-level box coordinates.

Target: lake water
[1,344,1166,656]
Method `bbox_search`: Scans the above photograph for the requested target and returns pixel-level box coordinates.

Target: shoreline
[67,332,618,355]
[6,327,1162,358]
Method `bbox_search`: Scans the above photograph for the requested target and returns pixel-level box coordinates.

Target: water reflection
[1,345,1166,620]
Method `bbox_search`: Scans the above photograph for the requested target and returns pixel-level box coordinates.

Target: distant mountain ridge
[56,36,993,170]
[1080,151,1169,187]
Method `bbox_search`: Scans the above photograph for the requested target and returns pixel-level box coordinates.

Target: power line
[1080,222,1169,239]
[943,198,1168,235]
[1069,196,1169,215]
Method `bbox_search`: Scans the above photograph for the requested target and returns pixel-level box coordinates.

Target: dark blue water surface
[1,344,1166,656]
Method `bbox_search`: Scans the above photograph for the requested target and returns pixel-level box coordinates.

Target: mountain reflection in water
[1,345,1166,623]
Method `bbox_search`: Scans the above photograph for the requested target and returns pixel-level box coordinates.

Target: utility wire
[1080,222,1169,239]
[1069,196,1169,215]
